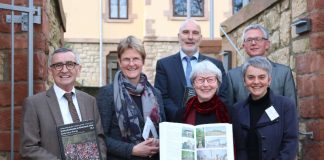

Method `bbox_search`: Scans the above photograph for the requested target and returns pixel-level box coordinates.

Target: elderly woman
[174,60,230,124]
[96,36,166,160]
[232,56,298,160]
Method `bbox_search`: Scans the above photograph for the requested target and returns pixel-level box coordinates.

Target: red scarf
[183,95,230,125]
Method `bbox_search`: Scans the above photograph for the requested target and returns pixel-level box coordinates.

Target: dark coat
[232,90,298,160]
[96,84,166,160]
[154,52,228,121]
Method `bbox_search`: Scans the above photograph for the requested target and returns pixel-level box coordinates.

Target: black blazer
[154,52,228,121]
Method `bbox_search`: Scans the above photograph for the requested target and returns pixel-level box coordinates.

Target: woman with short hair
[97,36,166,159]
[232,56,298,160]
[174,60,230,124]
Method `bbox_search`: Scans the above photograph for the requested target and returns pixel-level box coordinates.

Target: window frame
[109,0,129,19]
[168,0,208,21]
[105,0,134,23]
[172,0,204,17]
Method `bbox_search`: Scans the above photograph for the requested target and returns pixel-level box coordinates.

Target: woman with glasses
[232,56,298,160]
[174,60,230,125]
[96,36,166,159]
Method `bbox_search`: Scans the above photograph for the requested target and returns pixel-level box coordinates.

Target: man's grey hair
[242,24,269,41]
[48,48,80,67]
[190,60,222,85]
[242,56,272,78]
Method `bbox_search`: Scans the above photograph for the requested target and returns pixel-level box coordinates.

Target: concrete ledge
[220,0,280,34]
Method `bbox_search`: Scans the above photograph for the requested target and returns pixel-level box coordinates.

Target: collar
[180,50,199,60]
[53,83,76,98]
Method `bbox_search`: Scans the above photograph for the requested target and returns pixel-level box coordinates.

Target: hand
[147,138,159,147]
[132,139,159,157]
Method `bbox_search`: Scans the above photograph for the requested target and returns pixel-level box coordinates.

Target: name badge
[265,105,279,121]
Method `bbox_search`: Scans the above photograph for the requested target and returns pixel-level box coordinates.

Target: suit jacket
[20,86,107,160]
[227,60,297,108]
[154,52,228,121]
[96,84,166,160]
[232,90,298,160]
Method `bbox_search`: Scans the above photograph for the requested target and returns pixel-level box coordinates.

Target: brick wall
[0,0,65,159]
[296,0,324,159]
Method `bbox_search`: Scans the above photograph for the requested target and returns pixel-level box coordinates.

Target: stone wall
[221,0,324,159]
[0,0,65,159]
[65,40,179,86]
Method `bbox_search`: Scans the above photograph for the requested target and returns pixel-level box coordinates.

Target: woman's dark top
[131,94,144,116]
[247,89,270,160]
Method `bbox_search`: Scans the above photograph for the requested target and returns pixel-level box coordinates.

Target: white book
[160,122,234,160]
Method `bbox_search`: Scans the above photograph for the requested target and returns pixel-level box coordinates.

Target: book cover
[57,120,102,160]
[160,122,234,160]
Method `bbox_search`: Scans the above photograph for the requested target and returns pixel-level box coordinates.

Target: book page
[195,123,234,160]
[160,122,196,160]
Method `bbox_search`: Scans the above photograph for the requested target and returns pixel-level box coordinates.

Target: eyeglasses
[244,37,268,44]
[120,57,142,65]
[194,76,217,84]
[50,61,79,71]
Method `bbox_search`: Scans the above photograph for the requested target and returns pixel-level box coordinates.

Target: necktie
[185,56,195,87]
[64,93,80,123]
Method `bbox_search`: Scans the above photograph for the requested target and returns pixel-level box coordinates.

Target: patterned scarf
[113,71,160,144]
[183,95,230,125]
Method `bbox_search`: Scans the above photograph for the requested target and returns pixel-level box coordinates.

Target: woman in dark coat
[232,56,298,160]
[96,36,166,160]
[174,60,230,125]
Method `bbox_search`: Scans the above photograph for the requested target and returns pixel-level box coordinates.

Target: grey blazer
[20,86,107,160]
[227,60,297,108]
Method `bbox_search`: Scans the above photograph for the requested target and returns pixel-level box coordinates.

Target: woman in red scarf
[174,60,230,125]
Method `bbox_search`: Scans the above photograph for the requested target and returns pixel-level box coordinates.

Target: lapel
[197,53,207,62]
[239,103,251,129]
[46,86,64,126]
[75,90,87,121]
[239,92,279,129]
[172,52,187,87]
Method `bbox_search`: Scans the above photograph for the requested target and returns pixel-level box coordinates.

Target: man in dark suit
[227,24,297,108]
[154,19,228,121]
[20,48,107,159]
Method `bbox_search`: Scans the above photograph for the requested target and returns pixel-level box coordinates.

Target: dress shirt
[53,84,82,124]
[180,49,199,76]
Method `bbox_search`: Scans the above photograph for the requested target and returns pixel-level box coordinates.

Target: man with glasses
[154,18,228,121]
[20,48,107,159]
[227,24,297,108]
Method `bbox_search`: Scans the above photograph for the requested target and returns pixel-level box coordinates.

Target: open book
[57,120,102,160]
[160,122,234,160]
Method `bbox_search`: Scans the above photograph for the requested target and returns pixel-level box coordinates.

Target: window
[233,0,250,13]
[173,0,204,17]
[109,0,128,19]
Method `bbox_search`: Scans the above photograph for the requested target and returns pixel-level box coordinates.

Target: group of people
[20,18,298,160]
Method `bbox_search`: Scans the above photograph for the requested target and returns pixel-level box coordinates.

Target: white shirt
[180,49,199,75]
[53,84,82,124]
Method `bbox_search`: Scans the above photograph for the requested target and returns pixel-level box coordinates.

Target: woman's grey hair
[190,60,222,85]
[242,56,272,79]
[242,24,269,41]
[117,35,146,63]
[47,48,80,67]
